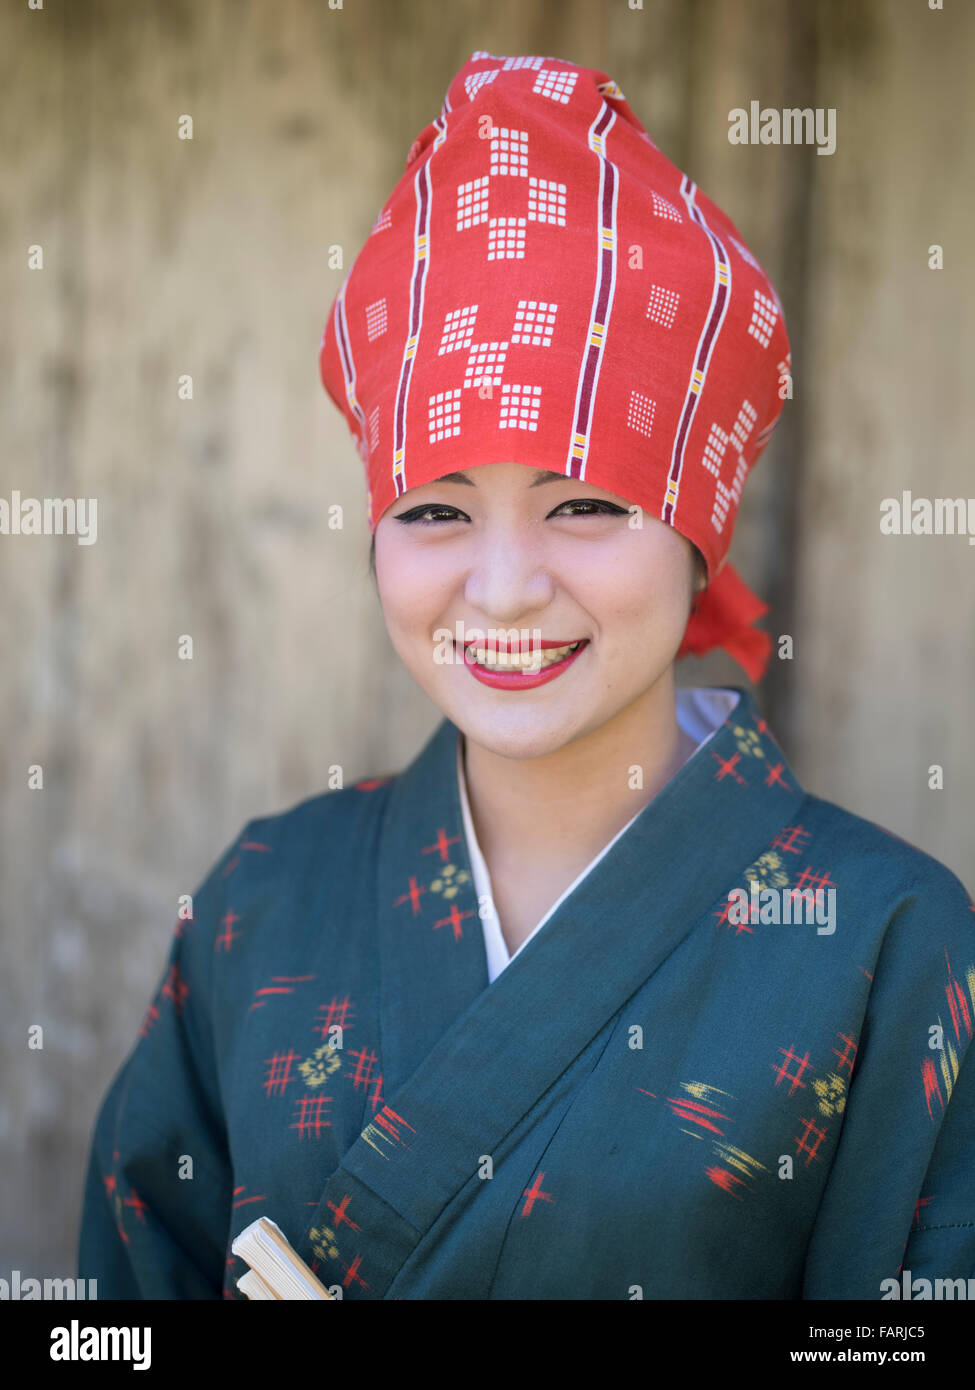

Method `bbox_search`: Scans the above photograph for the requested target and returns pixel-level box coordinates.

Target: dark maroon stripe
[335,296,352,384]
[393,162,433,493]
[569,108,617,478]
[696,274,728,372]
[664,209,730,510]
[666,393,697,496]
[335,292,368,458]
[410,169,431,342]
[593,164,617,326]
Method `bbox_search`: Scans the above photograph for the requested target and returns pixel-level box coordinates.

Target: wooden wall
[0,0,970,1277]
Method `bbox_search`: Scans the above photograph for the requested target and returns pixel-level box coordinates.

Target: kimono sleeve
[77,826,244,1299]
[802,864,975,1299]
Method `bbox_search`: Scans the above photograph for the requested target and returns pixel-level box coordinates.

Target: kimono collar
[374,685,804,1095]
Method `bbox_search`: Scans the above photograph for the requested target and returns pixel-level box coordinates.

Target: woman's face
[373,462,699,759]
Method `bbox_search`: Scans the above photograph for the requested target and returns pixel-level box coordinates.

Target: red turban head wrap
[319,50,790,681]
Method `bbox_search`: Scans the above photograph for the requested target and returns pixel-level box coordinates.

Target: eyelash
[395,500,625,526]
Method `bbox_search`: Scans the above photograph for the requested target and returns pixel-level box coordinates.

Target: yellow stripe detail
[360,1123,391,1159]
[713,1143,768,1178]
[939,1038,960,1102]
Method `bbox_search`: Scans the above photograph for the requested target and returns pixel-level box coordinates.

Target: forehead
[432,466,559,488]
[413,465,633,504]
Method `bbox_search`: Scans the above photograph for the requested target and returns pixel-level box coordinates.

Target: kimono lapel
[301,689,807,1298]
[374,716,490,1095]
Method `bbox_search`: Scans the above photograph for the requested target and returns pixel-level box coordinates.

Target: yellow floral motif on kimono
[299,1044,342,1088]
[309,1225,339,1261]
[732,725,764,759]
[712,1141,767,1179]
[813,1072,847,1117]
[743,851,789,892]
[429,862,471,900]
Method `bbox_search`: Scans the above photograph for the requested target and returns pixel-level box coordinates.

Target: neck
[461,672,696,872]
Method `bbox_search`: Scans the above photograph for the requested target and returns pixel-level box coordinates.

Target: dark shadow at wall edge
[759,0,821,753]
[761,1,879,754]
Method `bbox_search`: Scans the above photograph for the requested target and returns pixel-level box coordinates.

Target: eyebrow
[434,469,568,488]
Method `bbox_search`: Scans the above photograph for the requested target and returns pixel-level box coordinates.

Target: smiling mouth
[461,639,586,671]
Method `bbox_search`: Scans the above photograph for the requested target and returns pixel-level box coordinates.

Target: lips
[462,638,584,671]
[458,637,589,691]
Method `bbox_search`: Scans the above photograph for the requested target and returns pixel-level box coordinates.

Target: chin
[459,719,579,763]
[441,693,604,763]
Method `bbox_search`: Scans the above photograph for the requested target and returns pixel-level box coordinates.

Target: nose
[461,524,556,628]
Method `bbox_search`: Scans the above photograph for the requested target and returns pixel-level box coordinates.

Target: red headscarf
[320,51,790,681]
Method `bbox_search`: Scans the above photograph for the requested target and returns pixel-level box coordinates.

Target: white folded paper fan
[232,1216,335,1301]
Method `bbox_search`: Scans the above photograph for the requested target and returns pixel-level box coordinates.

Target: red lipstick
[458,638,588,691]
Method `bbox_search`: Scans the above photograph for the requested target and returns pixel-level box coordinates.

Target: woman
[78,50,974,1300]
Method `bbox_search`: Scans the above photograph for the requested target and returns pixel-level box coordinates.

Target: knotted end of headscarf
[677,562,772,683]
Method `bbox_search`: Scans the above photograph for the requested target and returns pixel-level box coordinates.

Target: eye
[393,505,468,525]
[550,499,627,517]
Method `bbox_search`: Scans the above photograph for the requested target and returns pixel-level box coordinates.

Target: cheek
[571,539,693,645]
[375,540,448,644]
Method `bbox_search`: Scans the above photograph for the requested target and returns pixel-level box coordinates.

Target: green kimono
[77,688,975,1299]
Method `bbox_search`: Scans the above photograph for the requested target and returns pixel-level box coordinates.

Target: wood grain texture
[0,0,970,1279]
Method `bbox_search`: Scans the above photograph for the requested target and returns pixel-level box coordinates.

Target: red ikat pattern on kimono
[393,826,475,942]
[520,1171,555,1218]
[920,950,975,1121]
[249,975,316,1013]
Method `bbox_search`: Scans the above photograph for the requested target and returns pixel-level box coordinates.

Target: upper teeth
[466,641,581,669]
